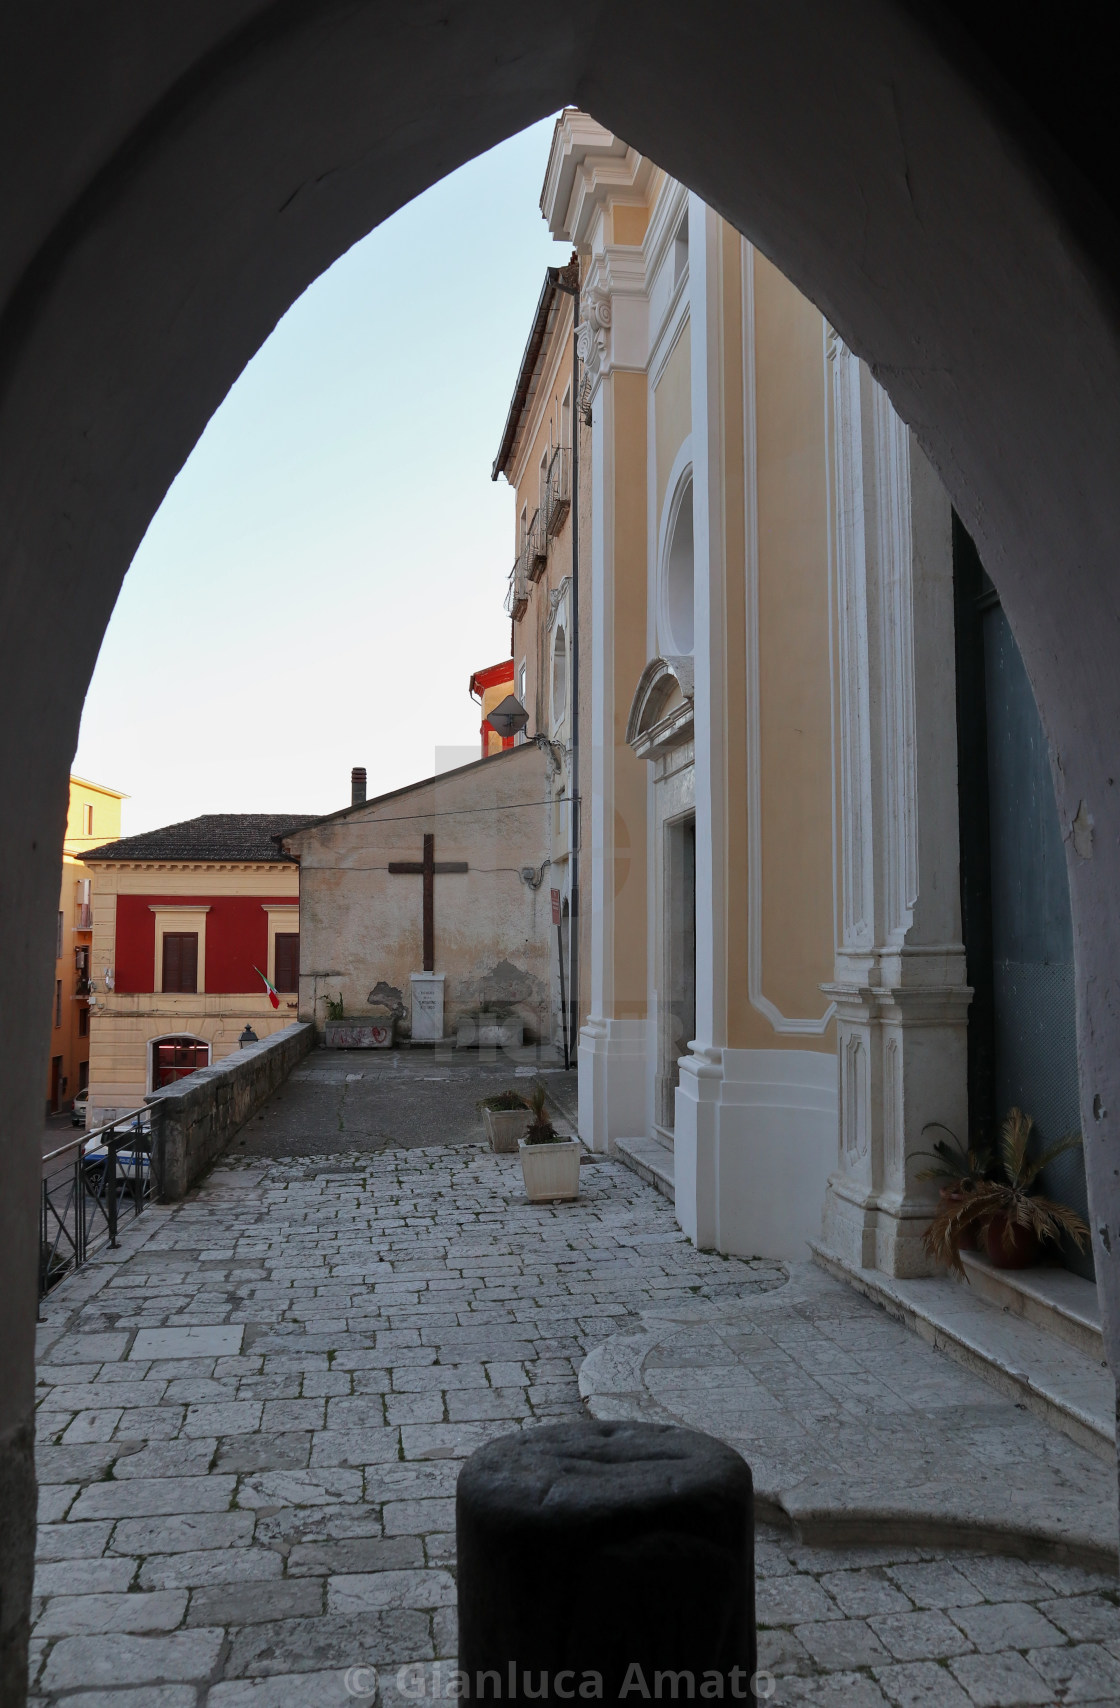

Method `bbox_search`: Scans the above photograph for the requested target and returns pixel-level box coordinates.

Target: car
[70,1088,89,1128]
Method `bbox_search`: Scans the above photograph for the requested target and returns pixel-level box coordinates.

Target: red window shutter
[274,933,299,993]
[162,933,198,994]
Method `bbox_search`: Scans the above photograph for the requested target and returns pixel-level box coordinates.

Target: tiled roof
[83,814,315,863]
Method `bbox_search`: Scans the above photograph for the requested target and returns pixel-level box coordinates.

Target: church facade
[538,114,973,1273]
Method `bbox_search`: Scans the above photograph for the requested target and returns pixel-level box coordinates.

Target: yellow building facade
[46,776,125,1113]
[492,249,585,1058]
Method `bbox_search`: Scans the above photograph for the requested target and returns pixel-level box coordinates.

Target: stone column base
[675,1048,837,1259]
[821,1171,941,1278]
[577,1017,648,1153]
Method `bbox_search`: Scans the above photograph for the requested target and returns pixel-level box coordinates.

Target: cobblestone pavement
[31,1143,1120,1706]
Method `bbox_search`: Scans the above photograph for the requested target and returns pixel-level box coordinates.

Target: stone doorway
[658,811,696,1137]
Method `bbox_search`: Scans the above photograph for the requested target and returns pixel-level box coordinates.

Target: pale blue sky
[74,117,572,836]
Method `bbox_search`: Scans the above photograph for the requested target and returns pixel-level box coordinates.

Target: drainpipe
[556,266,580,1088]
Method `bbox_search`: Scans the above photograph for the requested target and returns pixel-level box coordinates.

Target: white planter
[484,1108,529,1154]
[519,1136,582,1202]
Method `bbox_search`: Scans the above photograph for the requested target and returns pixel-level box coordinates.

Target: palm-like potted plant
[518,1083,581,1202]
[923,1106,1089,1274]
[915,1124,996,1253]
[480,1090,529,1154]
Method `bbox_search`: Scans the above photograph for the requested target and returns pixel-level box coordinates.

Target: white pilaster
[675,197,727,1244]
[576,262,650,1152]
[821,341,971,1277]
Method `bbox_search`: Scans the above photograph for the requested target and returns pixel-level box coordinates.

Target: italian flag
[254,966,281,1009]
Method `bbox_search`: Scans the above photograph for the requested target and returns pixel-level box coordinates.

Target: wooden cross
[387,833,468,973]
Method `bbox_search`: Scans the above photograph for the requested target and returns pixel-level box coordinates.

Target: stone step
[812,1242,1115,1462]
[958,1249,1103,1358]
[612,1134,675,1202]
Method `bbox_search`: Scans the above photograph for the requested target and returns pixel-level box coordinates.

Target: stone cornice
[540,111,652,246]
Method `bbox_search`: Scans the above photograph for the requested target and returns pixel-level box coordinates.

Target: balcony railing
[505,548,530,621]
[40,1109,155,1296]
[544,444,571,538]
[527,507,548,583]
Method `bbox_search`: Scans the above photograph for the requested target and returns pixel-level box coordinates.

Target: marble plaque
[410,973,445,1042]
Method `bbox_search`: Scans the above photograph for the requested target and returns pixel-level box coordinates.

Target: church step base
[612,1135,675,1202]
[812,1243,1115,1463]
[958,1250,1103,1360]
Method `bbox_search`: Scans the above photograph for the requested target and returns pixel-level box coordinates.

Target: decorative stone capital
[576,288,611,402]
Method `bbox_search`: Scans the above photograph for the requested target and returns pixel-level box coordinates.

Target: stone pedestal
[676,1047,837,1258]
[819,346,971,1277]
[456,1420,755,1700]
[577,1016,647,1153]
[410,973,445,1042]
[821,971,971,1275]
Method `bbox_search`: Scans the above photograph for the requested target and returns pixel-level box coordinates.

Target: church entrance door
[658,813,696,1138]
[955,524,1091,1278]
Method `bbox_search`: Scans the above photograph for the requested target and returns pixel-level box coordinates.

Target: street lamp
[486,694,530,741]
[239,1024,258,1048]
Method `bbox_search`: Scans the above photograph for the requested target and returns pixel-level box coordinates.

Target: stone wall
[145,1021,313,1200]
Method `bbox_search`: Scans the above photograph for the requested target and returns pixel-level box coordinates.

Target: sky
[73,117,573,837]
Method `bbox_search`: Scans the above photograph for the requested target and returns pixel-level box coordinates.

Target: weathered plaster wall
[288,746,552,1041]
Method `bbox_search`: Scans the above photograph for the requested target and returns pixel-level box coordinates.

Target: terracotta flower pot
[984,1213,1041,1269]
[939,1184,978,1251]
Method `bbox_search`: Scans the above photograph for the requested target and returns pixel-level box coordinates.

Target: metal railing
[504,554,529,620]
[527,506,547,579]
[40,1107,155,1297]
[545,444,571,538]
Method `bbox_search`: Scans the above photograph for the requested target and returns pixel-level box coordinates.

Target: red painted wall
[114,895,296,994]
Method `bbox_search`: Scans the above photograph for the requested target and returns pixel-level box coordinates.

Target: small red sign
[550,887,562,926]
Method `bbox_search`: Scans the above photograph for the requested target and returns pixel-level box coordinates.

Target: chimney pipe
[351,766,367,807]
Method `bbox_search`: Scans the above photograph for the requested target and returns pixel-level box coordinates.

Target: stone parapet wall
[145,1021,313,1199]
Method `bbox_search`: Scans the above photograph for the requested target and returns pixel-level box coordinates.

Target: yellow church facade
[540,115,969,1274]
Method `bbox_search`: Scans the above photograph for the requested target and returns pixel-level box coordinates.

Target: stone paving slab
[580,1261,1119,1565]
[29,1133,1120,1705]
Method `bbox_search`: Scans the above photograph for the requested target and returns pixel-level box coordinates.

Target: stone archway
[6,2,1120,1693]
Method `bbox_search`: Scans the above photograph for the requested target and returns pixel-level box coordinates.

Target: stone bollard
[456,1419,756,1702]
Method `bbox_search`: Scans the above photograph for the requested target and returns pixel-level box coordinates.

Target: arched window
[150,1036,209,1091]
[552,624,568,727]
[660,471,694,656]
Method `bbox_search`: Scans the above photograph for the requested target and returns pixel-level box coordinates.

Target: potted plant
[518,1083,581,1202]
[923,1106,1089,1274]
[914,1124,996,1253]
[480,1090,529,1154]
